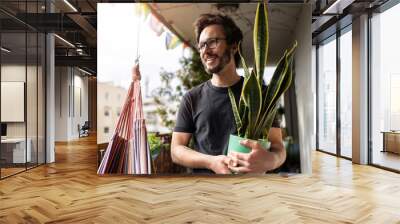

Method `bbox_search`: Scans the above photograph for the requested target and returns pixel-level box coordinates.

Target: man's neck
[210,65,241,88]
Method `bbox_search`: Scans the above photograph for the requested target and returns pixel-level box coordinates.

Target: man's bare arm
[171,132,231,174]
[267,127,286,169]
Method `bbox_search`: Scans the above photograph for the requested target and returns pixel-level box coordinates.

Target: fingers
[228,157,249,167]
[228,165,251,174]
[223,156,232,166]
[227,153,250,173]
[236,159,249,167]
[220,167,232,174]
[240,139,259,149]
[229,156,238,167]
[229,151,249,161]
[211,156,233,174]
[240,139,265,151]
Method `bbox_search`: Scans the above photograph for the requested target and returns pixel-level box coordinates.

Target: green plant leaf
[238,42,250,79]
[238,93,246,126]
[242,69,262,138]
[264,43,297,114]
[254,2,269,83]
[229,3,297,140]
[275,53,295,100]
[263,105,278,139]
[276,42,297,97]
[264,51,290,112]
[254,42,297,138]
[239,105,249,137]
[254,50,288,137]
[228,87,242,133]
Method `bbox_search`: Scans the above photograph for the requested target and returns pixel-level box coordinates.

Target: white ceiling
[151,3,304,66]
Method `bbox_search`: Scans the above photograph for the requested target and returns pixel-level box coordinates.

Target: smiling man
[170,14,286,174]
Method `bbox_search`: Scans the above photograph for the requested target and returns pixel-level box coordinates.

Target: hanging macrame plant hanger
[98,4,152,174]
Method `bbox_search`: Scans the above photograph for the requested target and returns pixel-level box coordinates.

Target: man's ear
[231,44,239,55]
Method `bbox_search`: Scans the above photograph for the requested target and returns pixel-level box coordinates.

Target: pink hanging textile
[97,80,152,174]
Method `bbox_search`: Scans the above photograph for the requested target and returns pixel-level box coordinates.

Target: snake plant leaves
[227,2,297,141]
[275,53,295,102]
[264,105,278,139]
[229,46,251,136]
[228,88,242,132]
[254,3,269,83]
[238,42,251,79]
[264,51,290,113]
[254,49,288,133]
[239,105,249,137]
[276,42,297,96]
[267,44,296,113]
[242,69,262,138]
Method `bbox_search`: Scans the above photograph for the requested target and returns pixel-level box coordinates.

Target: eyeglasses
[197,37,226,52]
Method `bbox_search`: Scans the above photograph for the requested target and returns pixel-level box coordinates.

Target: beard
[202,47,232,75]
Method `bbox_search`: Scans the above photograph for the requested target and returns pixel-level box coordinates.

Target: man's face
[198,25,234,74]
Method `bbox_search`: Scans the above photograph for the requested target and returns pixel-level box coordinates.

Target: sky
[378,3,400,129]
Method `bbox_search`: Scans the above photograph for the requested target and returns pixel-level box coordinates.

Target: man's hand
[228,139,279,174]
[207,155,232,174]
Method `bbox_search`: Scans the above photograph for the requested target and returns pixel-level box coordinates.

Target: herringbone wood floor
[1,134,400,223]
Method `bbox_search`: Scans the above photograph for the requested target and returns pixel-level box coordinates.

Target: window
[104,127,110,134]
[104,107,110,117]
[370,3,400,171]
[316,25,353,159]
[340,27,352,158]
[105,92,109,100]
[116,107,121,117]
[317,35,337,155]
[0,1,47,179]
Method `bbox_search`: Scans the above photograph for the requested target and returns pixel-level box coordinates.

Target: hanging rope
[135,3,142,62]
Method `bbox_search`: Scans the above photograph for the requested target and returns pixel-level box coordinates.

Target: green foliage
[152,50,210,130]
[228,3,297,140]
[148,133,167,159]
[177,50,210,90]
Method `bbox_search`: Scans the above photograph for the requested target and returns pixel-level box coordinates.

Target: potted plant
[227,3,297,154]
[148,132,186,173]
[148,133,166,160]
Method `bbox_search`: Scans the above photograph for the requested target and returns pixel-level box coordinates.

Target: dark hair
[194,13,243,67]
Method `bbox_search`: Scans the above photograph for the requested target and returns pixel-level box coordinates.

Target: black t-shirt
[173,76,280,173]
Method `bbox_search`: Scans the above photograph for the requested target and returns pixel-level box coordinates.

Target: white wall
[1,65,37,138]
[294,4,313,174]
[55,67,89,141]
[1,65,26,136]
[72,73,89,138]
[55,67,68,141]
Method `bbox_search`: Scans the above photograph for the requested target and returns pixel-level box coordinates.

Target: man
[169,14,286,174]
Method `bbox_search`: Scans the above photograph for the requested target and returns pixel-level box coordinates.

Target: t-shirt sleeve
[173,93,195,133]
